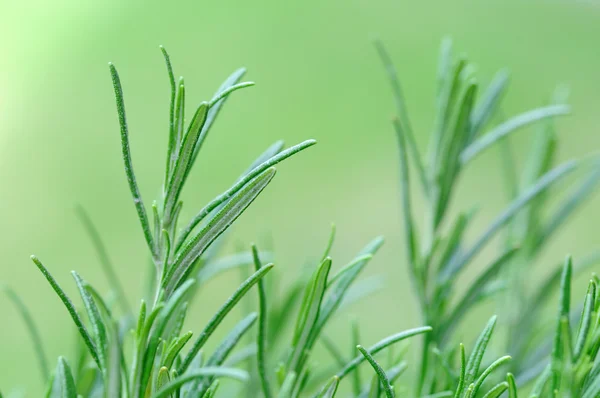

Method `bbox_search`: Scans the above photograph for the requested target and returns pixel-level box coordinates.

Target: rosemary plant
[2,39,600,398]
[1,47,428,398]
[375,37,600,397]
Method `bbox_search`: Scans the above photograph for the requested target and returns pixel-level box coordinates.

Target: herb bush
[3,40,600,398]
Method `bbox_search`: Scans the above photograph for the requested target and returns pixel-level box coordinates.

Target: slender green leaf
[152,368,248,398]
[429,43,465,168]
[71,272,108,371]
[472,356,511,395]
[434,79,478,228]
[169,78,185,182]
[462,316,497,393]
[163,102,209,223]
[551,257,573,392]
[160,46,177,187]
[201,380,220,398]
[50,357,77,398]
[176,140,316,250]
[163,331,193,370]
[529,364,551,398]
[189,68,248,168]
[178,263,274,374]
[288,258,332,375]
[108,63,155,257]
[480,382,509,398]
[75,205,132,316]
[442,247,519,338]
[333,327,432,381]
[583,373,600,398]
[195,313,258,396]
[252,245,273,398]
[447,161,575,278]
[3,286,49,382]
[351,320,363,396]
[278,372,297,398]
[392,118,417,266]
[461,105,570,164]
[317,376,339,398]
[208,82,255,107]
[437,212,472,279]
[574,280,597,360]
[469,69,510,140]
[357,345,394,398]
[374,39,428,194]
[507,373,518,398]
[165,168,276,294]
[454,343,466,398]
[358,362,408,398]
[31,256,101,369]
[326,254,372,289]
[312,237,384,345]
[137,280,196,397]
[535,161,600,251]
[197,251,273,283]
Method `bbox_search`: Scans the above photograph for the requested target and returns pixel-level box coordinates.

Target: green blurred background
[1,0,600,395]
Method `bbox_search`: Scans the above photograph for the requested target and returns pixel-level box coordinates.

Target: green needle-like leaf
[108,62,155,257]
[160,46,177,185]
[163,101,209,223]
[178,263,274,374]
[469,69,510,140]
[357,345,395,398]
[374,39,428,195]
[163,331,193,370]
[442,247,519,338]
[194,313,258,396]
[50,357,77,398]
[454,343,466,398]
[151,368,248,398]
[551,257,573,392]
[278,372,297,398]
[351,320,362,396]
[165,168,277,294]
[176,140,316,250]
[535,161,600,251]
[3,286,49,382]
[288,257,332,376]
[461,105,570,164]
[447,161,575,278]
[392,117,417,267]
[208,82,255,107]
[311,237,384,347]
[480,382,509,398]
[574,280,596,360]
[189,68,248,168]
[72,271,108,371]
[472,355,511,395]
[462,316,497,394]
[201,380,220,398]
[507,373,518,398]
[75,205,132,317]
[31,256,101,370]
[252,245,273,398]
[332,327,432,382]
[434,79,478,228]
[317,376,339,398]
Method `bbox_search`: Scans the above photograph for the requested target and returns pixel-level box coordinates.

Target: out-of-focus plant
[375,37,600,396]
